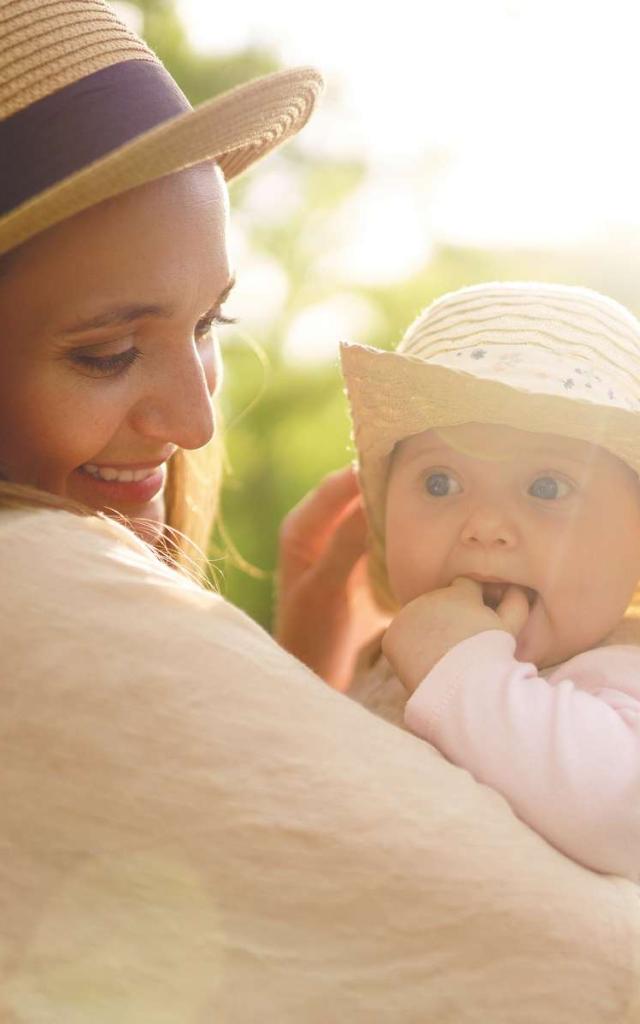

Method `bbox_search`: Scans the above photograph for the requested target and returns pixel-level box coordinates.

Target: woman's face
[0,163,232,541]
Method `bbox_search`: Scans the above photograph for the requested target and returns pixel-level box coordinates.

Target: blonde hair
[162,436,223,571]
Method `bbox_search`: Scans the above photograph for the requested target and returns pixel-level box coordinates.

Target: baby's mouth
[481,581,537,611]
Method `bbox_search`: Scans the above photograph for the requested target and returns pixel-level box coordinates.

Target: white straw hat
[0,0,323,257]
[341,281,640,609]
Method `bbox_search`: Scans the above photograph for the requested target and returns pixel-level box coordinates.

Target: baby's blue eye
[425,472,461,497]
[528,475,571,500]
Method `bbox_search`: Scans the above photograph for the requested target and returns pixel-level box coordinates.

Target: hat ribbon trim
[0,60,190,217]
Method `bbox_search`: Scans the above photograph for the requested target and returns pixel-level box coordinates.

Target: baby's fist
[382,578,529,694]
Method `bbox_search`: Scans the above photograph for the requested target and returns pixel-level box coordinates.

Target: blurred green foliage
[127,0,640,632]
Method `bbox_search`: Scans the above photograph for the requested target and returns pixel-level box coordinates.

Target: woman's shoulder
[0,504,153,560]
[0,505,185,600]
[0,505,276,664]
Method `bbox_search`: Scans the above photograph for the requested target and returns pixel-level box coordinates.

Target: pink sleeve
[404,631,640,881]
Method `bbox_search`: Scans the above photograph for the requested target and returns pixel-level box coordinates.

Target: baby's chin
[514,634,553,669]
[515,621,609,671]
[512,601,558,669]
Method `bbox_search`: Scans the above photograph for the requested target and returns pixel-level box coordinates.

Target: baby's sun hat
[341,281,640,610]
[0,0,322,257]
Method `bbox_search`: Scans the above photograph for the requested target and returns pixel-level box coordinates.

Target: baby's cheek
[390,560,439,606]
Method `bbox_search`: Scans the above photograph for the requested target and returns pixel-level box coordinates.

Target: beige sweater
[1,507,638,1023]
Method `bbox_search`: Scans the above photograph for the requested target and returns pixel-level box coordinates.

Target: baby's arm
[396,627,640,881]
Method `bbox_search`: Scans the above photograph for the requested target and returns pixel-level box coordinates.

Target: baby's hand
[382,578,530,694]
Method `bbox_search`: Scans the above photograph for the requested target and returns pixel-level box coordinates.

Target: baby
[341,282,640,882]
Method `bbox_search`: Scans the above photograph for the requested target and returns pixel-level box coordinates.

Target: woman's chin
[103,494,167,548]
[129,514,166,546]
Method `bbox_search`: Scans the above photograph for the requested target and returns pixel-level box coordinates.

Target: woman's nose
[459,502,518,549]
[130,343,216,450]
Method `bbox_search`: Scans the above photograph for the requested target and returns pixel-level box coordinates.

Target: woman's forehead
[13,164,227,268]
[0,165,231,334]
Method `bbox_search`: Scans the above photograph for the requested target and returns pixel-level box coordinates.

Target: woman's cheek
[21,389,120,479]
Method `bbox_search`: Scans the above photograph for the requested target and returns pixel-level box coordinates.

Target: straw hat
[0,0,323,257]
[341,281,640,610]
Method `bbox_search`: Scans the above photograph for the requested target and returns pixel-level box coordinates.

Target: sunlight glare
[178,0,640,248]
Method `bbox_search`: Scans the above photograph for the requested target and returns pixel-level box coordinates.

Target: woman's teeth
[81,464,157,483]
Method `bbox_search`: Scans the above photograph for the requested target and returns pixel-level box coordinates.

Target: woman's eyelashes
[69,307,237,377]
[71,345,141,377]
[195,307,237,338]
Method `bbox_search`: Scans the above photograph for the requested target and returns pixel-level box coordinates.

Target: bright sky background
[168,0,640,360]
[178,0,640,250]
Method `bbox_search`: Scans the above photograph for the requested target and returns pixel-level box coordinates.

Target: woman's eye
[424,471,461,497]
[70,347,141,377]
[528,475,572,500]
[195,308,237,339]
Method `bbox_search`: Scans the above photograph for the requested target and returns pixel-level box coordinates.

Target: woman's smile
[75,460,168,506]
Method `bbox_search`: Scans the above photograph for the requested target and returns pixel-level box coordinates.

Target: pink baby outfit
[351,621,640,882]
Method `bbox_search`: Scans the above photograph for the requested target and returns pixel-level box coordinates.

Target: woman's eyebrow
[58,274,236,335]
[59,302,172,335]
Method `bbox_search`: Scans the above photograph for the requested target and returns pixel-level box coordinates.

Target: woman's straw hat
[341,281,640,609]
[0,0,323,257]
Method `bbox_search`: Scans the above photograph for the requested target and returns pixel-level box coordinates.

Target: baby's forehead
[395,423,607,467]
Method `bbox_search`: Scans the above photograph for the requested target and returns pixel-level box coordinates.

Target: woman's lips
[76,463,166,505]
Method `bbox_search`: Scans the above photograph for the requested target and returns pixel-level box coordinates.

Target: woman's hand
[382,577,530,694]
[275,466,389,690]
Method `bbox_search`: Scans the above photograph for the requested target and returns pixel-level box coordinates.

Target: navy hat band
[0,60,190,217]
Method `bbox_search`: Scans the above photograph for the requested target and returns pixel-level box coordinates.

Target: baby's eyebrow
[399,442,450,460]
[57,274,236,336]
[527,446,592,466]
[397,443,594,469]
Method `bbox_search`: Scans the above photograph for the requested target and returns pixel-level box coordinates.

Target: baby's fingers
[450,576,484,602]
[495,585,530,637]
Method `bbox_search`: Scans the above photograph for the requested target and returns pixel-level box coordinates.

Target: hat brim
[0,66,322,257]
[341,341,640,608]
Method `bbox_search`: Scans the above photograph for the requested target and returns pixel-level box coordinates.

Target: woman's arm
[1,508,639,1022]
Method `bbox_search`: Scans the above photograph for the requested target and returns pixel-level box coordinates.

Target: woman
[0,2,638,1021]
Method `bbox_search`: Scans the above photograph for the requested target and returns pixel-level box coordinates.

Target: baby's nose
[460,505,518,548]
